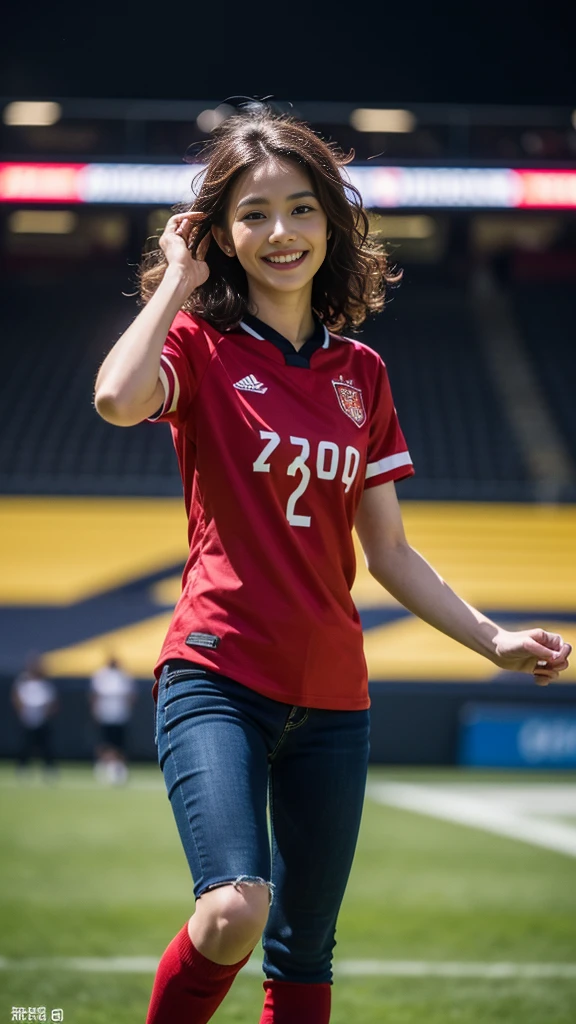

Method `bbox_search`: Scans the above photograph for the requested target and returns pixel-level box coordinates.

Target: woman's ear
[211,224,235,257]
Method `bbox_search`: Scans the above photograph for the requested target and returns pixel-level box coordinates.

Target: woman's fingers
[162,212,212,267]
[160,215,189,247]
[157,211,202,243]
[534,654,571,682]
[174,211,206,233]
[524,635,570,663]
[535,666,560,680]
[174,217,194,240]
[531,632,571,684]
[526,631,572,662]
[547,659,569,673]
[155,210,211,288]
[526,628,561,652]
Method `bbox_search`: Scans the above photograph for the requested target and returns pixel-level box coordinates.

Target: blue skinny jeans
[155,660,370,984]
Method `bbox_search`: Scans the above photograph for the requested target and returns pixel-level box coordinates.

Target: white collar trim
[238,320,265,341]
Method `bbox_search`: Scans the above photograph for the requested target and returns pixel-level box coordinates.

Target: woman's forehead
[230,158,313,205]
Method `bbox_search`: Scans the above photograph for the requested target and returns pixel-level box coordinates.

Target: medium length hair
[139,106,399,333]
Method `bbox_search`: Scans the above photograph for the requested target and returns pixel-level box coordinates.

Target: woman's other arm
[94,213,208,426]
[355,482,571,684]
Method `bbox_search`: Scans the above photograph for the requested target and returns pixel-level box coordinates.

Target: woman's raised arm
[94,212,209,426]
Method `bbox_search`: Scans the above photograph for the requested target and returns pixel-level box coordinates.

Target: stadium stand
[0,268,540,501]
[362,272,531,500]
[0,273,181,495]
[511,281,576,468]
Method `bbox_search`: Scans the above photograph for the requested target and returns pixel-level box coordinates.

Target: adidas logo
[233,374,268,395]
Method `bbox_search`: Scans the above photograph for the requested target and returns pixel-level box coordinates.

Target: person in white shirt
[11,656,58,779]
[89,656,136,784]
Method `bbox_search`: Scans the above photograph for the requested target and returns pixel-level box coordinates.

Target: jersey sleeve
[364,356,414,489]
[147,311,211,425]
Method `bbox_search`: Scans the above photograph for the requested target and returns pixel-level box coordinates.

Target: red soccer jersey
[149,310,414,710]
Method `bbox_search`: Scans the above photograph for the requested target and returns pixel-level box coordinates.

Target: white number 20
[253,431,360,528]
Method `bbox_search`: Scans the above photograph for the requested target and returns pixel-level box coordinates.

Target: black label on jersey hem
[185,632,221,650]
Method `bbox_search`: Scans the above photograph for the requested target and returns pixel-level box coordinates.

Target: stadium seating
[510,281,576,467]
[360,274,530,499]
[0,273,181,496]
[0,270,570,500]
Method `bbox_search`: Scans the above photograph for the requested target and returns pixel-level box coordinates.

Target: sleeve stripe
[365,451,413,478]
[156,364,170,408]
[161,355,180,415]
[147,364,172,422]
[147,356,181,422]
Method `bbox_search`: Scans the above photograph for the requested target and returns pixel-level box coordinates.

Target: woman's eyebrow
[236,190,317,211]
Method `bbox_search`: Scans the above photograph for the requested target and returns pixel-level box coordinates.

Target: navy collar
[239,313,330,368]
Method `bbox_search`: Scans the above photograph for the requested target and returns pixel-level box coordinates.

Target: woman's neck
[247,286,315,351]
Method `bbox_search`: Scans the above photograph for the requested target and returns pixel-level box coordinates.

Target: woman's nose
[269,218,296,243]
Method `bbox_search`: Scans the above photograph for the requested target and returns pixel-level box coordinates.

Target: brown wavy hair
[139,105,400,333]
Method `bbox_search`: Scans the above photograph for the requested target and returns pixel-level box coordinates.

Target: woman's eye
[241,205,315,222]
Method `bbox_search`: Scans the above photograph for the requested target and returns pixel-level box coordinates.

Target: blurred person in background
[11,654,58,781]
[94,104,571,1024]
[89,654,136,785]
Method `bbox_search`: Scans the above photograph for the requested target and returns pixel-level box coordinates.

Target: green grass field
[1,764,576,1023]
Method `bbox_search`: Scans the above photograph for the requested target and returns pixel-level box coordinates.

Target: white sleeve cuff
[365,451,413,479]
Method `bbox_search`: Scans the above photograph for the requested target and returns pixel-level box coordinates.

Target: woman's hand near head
[94,211,212,427]
[160,212,211,292]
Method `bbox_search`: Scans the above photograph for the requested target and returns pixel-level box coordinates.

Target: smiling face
[213,157,329,303]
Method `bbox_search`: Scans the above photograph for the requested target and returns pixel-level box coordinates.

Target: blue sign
[459,703,576,768]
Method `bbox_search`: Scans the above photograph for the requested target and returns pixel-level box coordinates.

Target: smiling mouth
[261,251,308,269]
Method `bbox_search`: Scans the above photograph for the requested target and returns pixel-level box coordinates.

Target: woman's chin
[252,267,316,293]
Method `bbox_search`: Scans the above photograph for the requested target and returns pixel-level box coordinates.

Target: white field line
[0,956,575,979]
[430,785,576,815]
[367,783,576,859]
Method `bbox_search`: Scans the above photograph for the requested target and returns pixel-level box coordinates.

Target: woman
[95,105,571,1024]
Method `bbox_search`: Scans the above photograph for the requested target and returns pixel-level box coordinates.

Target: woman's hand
[492,628,572,685]
[95,209,213,426]
[159,211,211,292]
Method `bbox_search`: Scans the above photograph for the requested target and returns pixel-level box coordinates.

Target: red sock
[146,923,251,1024]
[259,979,331,1023]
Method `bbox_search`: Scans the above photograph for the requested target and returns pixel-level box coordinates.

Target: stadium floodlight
[370,215,436,239]
[350,108,417,133]
[3,101,62,126]
[8,210,78,234]
[196,104,234,133]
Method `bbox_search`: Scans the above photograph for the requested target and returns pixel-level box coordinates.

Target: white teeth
[266,252,304,264]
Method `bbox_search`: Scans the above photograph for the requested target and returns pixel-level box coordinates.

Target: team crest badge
[332,376,366,428]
